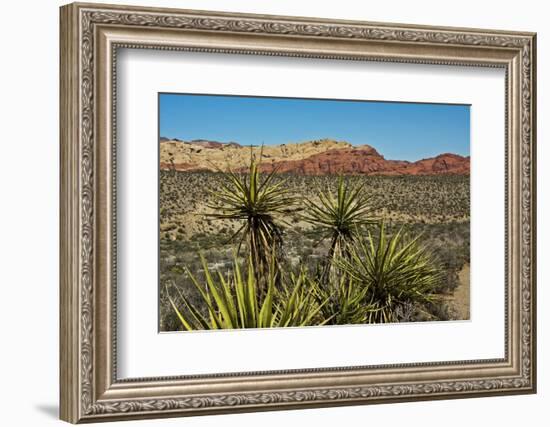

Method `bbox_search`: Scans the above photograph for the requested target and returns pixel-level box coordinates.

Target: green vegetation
[160,165,470,331]
[159,172,469,241]
[302,176,376,283]
[336,224,442,323]
[311,274,373,325]
[165,255,328,330]
[205,159,296,296]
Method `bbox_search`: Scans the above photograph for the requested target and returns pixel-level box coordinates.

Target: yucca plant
[310,275,376,325]
[207,153,298,295]
[165,255,329,330]
[336,223,442,323]
[275,269,334,327]
[302,176,376,282]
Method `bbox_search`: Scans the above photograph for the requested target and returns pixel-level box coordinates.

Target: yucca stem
[320,234,339,285]
[249,217,267,299]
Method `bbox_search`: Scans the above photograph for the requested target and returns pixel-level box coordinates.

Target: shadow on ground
[35,404,58,419]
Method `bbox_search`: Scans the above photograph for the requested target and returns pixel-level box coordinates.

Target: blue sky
[159,93,470,161]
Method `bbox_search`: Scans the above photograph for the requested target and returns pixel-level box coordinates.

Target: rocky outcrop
[159,137,469,176]
[399,153,470,175]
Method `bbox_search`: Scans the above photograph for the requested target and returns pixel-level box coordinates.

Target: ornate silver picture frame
[60,2,536,423]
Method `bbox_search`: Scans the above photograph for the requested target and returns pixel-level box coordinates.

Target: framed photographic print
[59,2,537,423]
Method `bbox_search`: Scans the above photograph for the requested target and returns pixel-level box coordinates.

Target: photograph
[158,93,471,331]
[56,3,536,422]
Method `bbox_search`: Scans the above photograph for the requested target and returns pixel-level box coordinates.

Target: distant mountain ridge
[159,137,469,176]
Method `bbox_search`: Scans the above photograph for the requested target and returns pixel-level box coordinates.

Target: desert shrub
[165,255,329,330]
[160,170,470,330]
[311,275,375,325]
[336,223,443,323]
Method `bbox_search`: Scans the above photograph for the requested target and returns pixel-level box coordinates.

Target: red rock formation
[254,149,469,176]
[399,153,470,175]
[160,139,470,176]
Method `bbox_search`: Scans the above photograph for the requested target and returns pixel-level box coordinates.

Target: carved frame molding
[60,2,536,423]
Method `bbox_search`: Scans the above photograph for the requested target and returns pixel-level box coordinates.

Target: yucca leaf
[335,222,442,324]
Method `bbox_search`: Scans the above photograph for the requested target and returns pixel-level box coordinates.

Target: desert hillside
[159,138,470,175]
